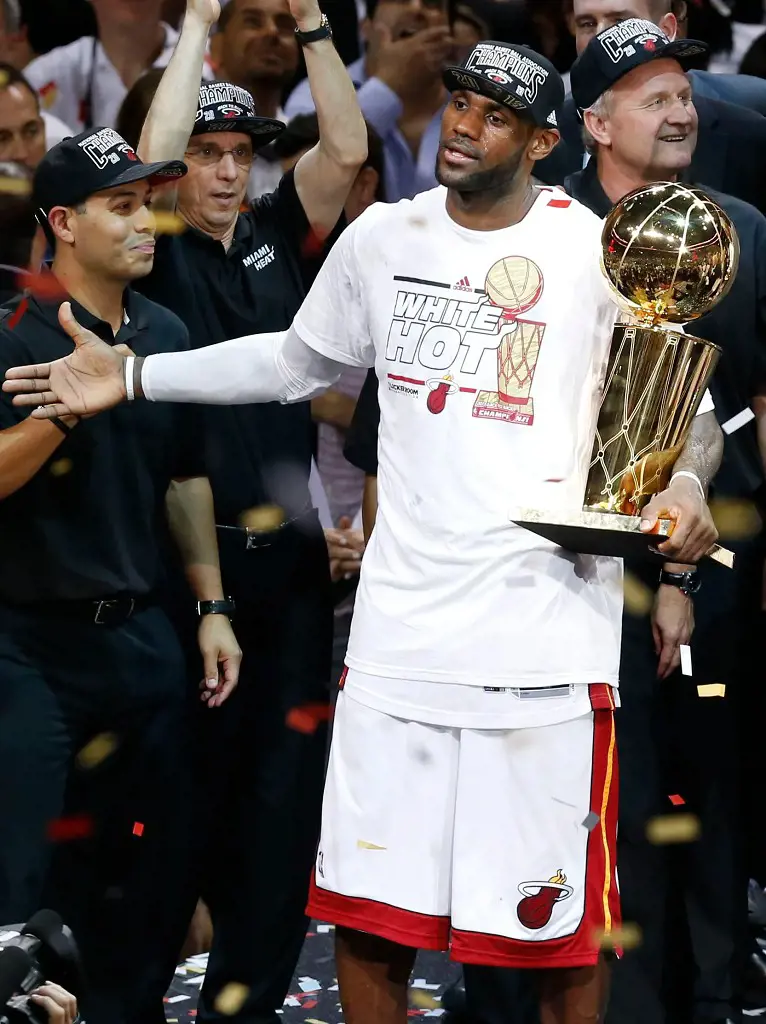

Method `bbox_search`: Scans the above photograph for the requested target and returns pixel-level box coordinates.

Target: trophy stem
[584,324,720,516]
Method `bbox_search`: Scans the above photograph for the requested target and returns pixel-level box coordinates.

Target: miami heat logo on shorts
[516,869,573,929]
[473,255,545,426]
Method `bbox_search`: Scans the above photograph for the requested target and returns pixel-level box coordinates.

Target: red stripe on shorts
[451,707,620,968]
[306,874,450,951]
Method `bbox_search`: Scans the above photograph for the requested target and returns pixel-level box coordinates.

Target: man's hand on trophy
[640,475,718,564]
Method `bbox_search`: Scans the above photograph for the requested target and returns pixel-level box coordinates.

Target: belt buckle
[94,598,134,625]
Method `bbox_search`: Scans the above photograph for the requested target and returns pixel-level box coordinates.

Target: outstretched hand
[3,302,128,418]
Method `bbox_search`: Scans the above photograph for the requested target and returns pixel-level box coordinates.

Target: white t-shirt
[25,25,215,134]
[294,185,630,726]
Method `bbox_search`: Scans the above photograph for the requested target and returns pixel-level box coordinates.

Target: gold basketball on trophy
[601,182,739,325]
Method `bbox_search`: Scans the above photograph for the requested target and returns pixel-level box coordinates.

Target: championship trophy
[511,182,739,565]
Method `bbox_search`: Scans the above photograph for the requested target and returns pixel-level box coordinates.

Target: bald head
[572,0,676,54]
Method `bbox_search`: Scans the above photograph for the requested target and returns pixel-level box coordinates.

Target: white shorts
[307,685,620,968]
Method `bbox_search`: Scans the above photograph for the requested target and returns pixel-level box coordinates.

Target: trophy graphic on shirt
[511,182,739,564]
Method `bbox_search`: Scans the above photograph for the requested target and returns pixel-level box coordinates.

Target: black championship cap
[33,127,187,215]
[443,41,564,128]
[570,18,709,111]
[192,82,285,148]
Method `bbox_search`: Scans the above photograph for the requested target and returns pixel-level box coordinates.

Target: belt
[9,593,154,626]
[217,505,317,550]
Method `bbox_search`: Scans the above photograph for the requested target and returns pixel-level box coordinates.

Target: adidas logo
[547,110,558,127]
[453,275,472,292]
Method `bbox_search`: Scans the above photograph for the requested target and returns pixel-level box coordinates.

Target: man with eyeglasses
[126,0,367,1019]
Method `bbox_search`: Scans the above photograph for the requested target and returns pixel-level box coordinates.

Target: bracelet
[125,356,135,402]
[670,470,705,501]
[51,416,74,435]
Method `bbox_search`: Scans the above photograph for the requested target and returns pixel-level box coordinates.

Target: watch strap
[295,14,332,44]
[659,569,700,595]
[197,599,236,617]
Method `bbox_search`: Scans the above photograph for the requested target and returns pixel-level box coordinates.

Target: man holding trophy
[564,19,766,1024]
[3,39,726,1024]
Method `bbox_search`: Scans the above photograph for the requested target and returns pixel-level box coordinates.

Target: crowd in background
[2,1,766,1024]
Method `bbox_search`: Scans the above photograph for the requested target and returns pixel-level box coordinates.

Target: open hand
[640,476,718,564]
[3,302,127,418]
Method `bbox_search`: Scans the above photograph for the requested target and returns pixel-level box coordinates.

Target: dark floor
[164,921,462,1022]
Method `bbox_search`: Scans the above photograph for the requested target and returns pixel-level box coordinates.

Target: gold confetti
[0,176,31,196]
[592,922,642,950]
[0,69,8,88]
[697,683,726,698]
[76,732,119,769]
[623,572,653,616]
[357,839,386,850]
[214,982,250,1016]
[49,458,73,477]
[151,211,186,235]
[411,989,439,1010]
[709,498,762,540]
[646,812,701,845]
[238,504,285,532]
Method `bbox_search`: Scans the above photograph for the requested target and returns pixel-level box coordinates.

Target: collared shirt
[24,24,215,133]
[0,290,204,603]
[137,169,343,525]
[566,160,766,504]
[284,55,445,203]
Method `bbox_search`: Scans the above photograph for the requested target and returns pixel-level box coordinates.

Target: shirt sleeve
[24,42,84,132]
[292,213,375,368]
[251,169,346,288]
[344,368,380,475]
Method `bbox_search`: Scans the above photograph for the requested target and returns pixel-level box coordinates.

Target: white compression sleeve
[140,324,347,405]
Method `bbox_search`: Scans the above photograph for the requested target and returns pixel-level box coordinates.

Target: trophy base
[509,507,734,568]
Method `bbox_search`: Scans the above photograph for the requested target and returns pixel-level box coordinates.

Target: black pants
[0,601,188,1024]
[607,538,765,1024]
[161,511,333,1024]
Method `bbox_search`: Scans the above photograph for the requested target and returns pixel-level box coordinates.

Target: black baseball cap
[443,41,564,129]
[33,127,187,215]
[570,18,709,112]
[192,82,285,148]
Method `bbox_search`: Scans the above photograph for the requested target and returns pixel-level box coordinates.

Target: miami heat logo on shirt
[384,255,546,427]
[516,869,573,929]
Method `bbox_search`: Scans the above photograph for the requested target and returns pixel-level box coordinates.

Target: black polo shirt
[344,368,380,477]
[566,161,766,505]
[138,170,343,525]
[0,291,203,604]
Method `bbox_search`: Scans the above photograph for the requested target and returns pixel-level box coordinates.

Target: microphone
[0,946,32,1005]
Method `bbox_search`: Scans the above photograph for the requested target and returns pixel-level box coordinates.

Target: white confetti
[412,979,440,989]
[316,923,333,933]
[166,995,191,1003]
[722,407,755,434]
[680,644,692,676]
[298,976,321,992]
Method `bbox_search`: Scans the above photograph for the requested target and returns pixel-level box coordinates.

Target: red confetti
[286,702,331,734]
[18,270,68,302]
[7,297,27,330]
[132,821,145,836]
[47,814,94,841]
[300,228,327,259]
[668,794,685,806]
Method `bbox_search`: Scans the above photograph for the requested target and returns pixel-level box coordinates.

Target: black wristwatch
[295,13,332,44]
[659,569,701,597]
[197,599,236,617]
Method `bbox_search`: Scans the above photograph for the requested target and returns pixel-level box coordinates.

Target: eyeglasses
[185,143,253,168]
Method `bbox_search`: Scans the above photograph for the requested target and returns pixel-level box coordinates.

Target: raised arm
[137,0,220,202]
[2,304,350,416]
[290,0,367,236]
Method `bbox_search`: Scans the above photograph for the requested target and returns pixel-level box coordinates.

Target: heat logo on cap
[598,18,665,64]
[466,43,549,104]
[78,127,137,170]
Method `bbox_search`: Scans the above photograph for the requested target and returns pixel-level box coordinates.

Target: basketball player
[3,41,722,1024]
